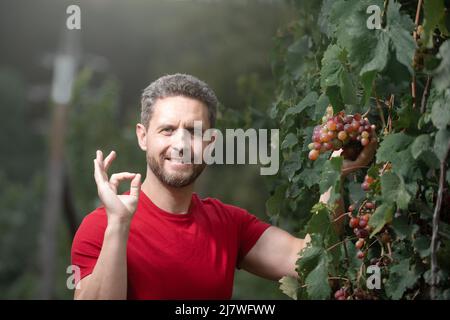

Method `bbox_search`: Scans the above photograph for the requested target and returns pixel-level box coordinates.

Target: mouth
[164,156,192,167]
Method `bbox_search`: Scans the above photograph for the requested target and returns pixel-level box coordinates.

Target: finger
[104,151,116,173]
[129,173,142,198]
[109,172,136,193]
[93,159,107,185]
[355,140,377,165]
[95,150,108,181]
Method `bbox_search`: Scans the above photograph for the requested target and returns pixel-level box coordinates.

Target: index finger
[104,150,116,173]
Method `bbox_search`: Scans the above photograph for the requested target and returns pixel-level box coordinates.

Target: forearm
[75,222,130,300]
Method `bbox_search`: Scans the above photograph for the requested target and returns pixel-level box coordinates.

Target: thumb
[129,173,142,198]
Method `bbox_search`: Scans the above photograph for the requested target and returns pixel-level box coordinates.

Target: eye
[161,127,174,134]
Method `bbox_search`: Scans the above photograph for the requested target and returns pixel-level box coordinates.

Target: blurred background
[0,0,298,299]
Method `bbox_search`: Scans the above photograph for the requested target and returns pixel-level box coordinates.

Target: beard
[147,152,206,188]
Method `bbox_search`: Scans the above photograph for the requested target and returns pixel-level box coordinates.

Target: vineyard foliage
[269,0,450,299]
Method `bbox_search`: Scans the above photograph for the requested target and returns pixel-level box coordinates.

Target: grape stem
[387,95,394,133]
[411,0,423,109]
[373,88,387,130]
[430,139,450,299]
[328,276,349,281]
[420,76,433,114]
[326,236,356,252]
[332,212,350,223]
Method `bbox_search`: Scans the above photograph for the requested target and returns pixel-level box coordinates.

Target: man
[71,74,376,299]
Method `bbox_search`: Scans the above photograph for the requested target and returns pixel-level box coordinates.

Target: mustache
[161,151,195,162]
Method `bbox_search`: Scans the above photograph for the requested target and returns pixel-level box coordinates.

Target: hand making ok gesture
[93,150,141,225]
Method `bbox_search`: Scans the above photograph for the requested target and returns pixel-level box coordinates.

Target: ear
[136,123,148,151]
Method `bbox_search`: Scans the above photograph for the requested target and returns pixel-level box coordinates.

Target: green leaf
[314,93,330,121]
[434,41,450,91]
[297,242,324,276]
[320,44,345,89]
[305,254,331,300]
[377,132,414,161]
[386,0,416,74]
[369,203,395,237]
[380,172,412,210]
[281,133,298,149]
[298,168,321,188]
[266,185,286,216]
[360,32,389,75]
[423,0,449,48]
[395,104,421,130]
[377,132,419,179]
[392,214,419,240]
[385,259,421,299]
[282,92,318,123]
[413,236,431,259]
[283,158,302,182]
[339,69,357,105]
[307,203,332,235]
[318,0,335,37]
[286,36,310,80]
[360,70,376,105]
[319,157,343,203]
[334,0,384,73]
[279,276,299,300]
[431,89,450,130]
[319,157,342,193]
[325,86,344,110]
[434,128,450,162]
[411,134,432,159]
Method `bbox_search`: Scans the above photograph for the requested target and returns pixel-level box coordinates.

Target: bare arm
[238,226,310,281]
[74,150,141,300]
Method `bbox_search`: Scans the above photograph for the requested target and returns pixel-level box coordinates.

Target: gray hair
[141,73,218,129]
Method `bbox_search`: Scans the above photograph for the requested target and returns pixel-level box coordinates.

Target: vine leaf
[281,91,318,123]
[434,128,450,162]
[423,0,449,48]
[319,157,343,204]
[279,276,299,300]
[304,254,331,300]
[431,89,450,130]
[380,172,412,210]
[369,203,395,237]
[385,259,420,299]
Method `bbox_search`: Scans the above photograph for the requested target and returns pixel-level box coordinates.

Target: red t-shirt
[71,191,271,299]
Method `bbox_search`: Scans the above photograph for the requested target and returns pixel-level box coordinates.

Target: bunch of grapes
[308,110,376,161]
[347,201,376,260]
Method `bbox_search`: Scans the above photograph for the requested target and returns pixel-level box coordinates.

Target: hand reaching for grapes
[334,137,378,177]
[308,110,378,176]
[93,150,142,225]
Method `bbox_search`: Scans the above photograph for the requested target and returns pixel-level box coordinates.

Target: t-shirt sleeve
[234,208,272,268]
[70,208,107,283]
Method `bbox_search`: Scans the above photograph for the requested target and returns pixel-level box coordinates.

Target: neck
[141,167,194,214]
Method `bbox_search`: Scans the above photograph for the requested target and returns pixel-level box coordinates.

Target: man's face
[138,96,212,188]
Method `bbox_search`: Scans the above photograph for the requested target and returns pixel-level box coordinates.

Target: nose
[170,128,191,158]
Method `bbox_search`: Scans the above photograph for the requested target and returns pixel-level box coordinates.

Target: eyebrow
[156,121,205,132]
